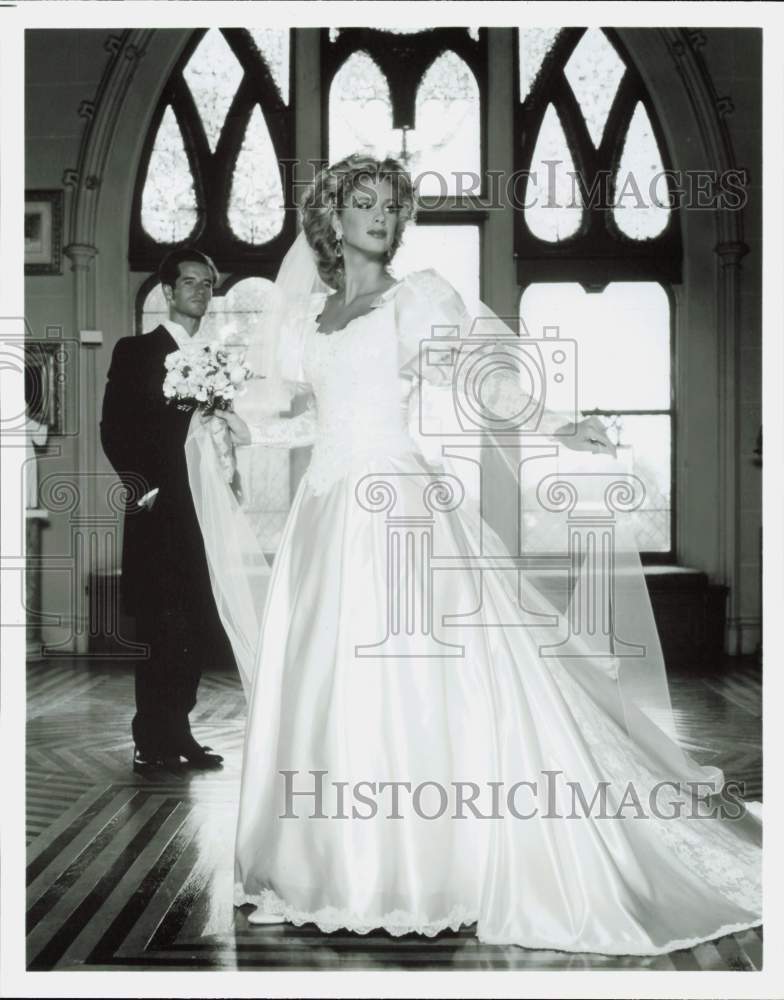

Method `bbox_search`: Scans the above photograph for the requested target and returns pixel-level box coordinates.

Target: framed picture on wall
[24,190,63,275]
[23,342,69,434]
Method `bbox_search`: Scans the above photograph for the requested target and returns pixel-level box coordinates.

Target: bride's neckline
[314,276,405,337]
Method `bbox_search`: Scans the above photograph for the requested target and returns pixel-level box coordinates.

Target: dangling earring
[335,232,343,258]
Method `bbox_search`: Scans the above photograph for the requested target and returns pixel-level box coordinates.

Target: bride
[187,153,761,955]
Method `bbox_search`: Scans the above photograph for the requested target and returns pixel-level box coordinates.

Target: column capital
[64,243,99,270]
[713,240,749,265]
[537,473,646,519]
[355,472,465,518]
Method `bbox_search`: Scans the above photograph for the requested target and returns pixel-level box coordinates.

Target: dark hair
[157,248,219,291]
[300,153,416,291]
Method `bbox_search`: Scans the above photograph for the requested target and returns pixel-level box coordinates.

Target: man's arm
[100,337,160,493]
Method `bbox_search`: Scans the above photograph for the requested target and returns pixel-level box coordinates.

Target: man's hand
[209,408,251,446]
[559,415,617,459]
[137,487,159,510]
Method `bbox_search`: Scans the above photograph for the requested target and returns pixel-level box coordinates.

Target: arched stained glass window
[141,106,199,243]
[324,27,487,297]
[524,104,583,242]
[518,27,560,104]
[329,49,481,198]
[181,29,244,154]
[515,27,679,274]
[613,101,670,239]
[227,106,286,244]
[409,52,481,197]
[563,28,626,149]
[131,28,294,275]
[248,29,290,104]
[132,29,295,554]
[329,52,395,164]
[516,28,679,557]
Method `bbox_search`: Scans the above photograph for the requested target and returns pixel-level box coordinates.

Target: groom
[100,248,228,772]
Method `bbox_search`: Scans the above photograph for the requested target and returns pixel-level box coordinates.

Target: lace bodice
[244,269,571,497]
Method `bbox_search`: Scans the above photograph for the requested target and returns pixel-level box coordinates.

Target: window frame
[129,27,297,277]
[514,27,683,291]
[131,27,679,560]
[515,28,679,561]
[321,26,490,297]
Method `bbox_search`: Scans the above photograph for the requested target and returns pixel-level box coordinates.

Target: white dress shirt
[162,317,207,350]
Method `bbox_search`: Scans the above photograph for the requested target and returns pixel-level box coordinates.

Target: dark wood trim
[320,27,488,197]
[129,28,296,273]
[513,27,683,288]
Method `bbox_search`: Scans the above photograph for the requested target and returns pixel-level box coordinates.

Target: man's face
[163,261,215,320]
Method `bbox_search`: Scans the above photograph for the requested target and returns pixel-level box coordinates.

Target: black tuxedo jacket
[100,325,216,619]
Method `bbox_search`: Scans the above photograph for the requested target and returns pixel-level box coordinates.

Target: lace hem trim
[235,884,762,955]
[234,884,477,937]
[477,919,764,957]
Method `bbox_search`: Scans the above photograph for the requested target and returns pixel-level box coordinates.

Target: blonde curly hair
[300,153,416,291]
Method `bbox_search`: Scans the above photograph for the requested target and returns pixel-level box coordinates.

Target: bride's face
[335,176,400,260]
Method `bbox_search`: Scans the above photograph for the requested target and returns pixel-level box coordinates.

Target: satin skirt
[234,449,761,955]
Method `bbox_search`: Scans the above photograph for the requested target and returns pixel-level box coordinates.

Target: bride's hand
[210,408,251,446]
[560,415,617,459]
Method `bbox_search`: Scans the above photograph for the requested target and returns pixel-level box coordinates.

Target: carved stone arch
[66,31,153,252]
[619,27,754,651]
[616,28,748,252]
[64,29,193,317]
[62,28,192,652]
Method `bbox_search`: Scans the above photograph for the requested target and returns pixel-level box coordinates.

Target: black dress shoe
[180,742,224,769]
[133,748,183,773]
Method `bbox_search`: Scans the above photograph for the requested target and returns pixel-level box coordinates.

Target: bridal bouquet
[163,329,257,496]
[163,336,253,414]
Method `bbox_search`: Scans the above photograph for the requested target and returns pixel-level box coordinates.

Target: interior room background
[22,26,762,662]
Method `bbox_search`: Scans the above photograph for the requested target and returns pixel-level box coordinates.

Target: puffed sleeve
[395,270,574,438]
[395,269,472,383]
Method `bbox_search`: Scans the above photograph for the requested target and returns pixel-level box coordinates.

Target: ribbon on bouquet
[206,413,243,502]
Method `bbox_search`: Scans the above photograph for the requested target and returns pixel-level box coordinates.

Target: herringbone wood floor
[25,656,762,971]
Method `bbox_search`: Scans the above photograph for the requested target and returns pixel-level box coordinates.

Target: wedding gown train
[192,269,761,955]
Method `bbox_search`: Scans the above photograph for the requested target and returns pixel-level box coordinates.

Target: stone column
[63,242,99,654]
[715,239,749,653]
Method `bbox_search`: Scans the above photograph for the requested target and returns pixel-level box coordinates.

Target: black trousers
[132,604,208,757]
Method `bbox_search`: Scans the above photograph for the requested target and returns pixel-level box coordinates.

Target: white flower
[162,333,254,411]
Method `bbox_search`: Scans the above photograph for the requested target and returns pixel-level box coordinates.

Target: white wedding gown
[213,270,761,955]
